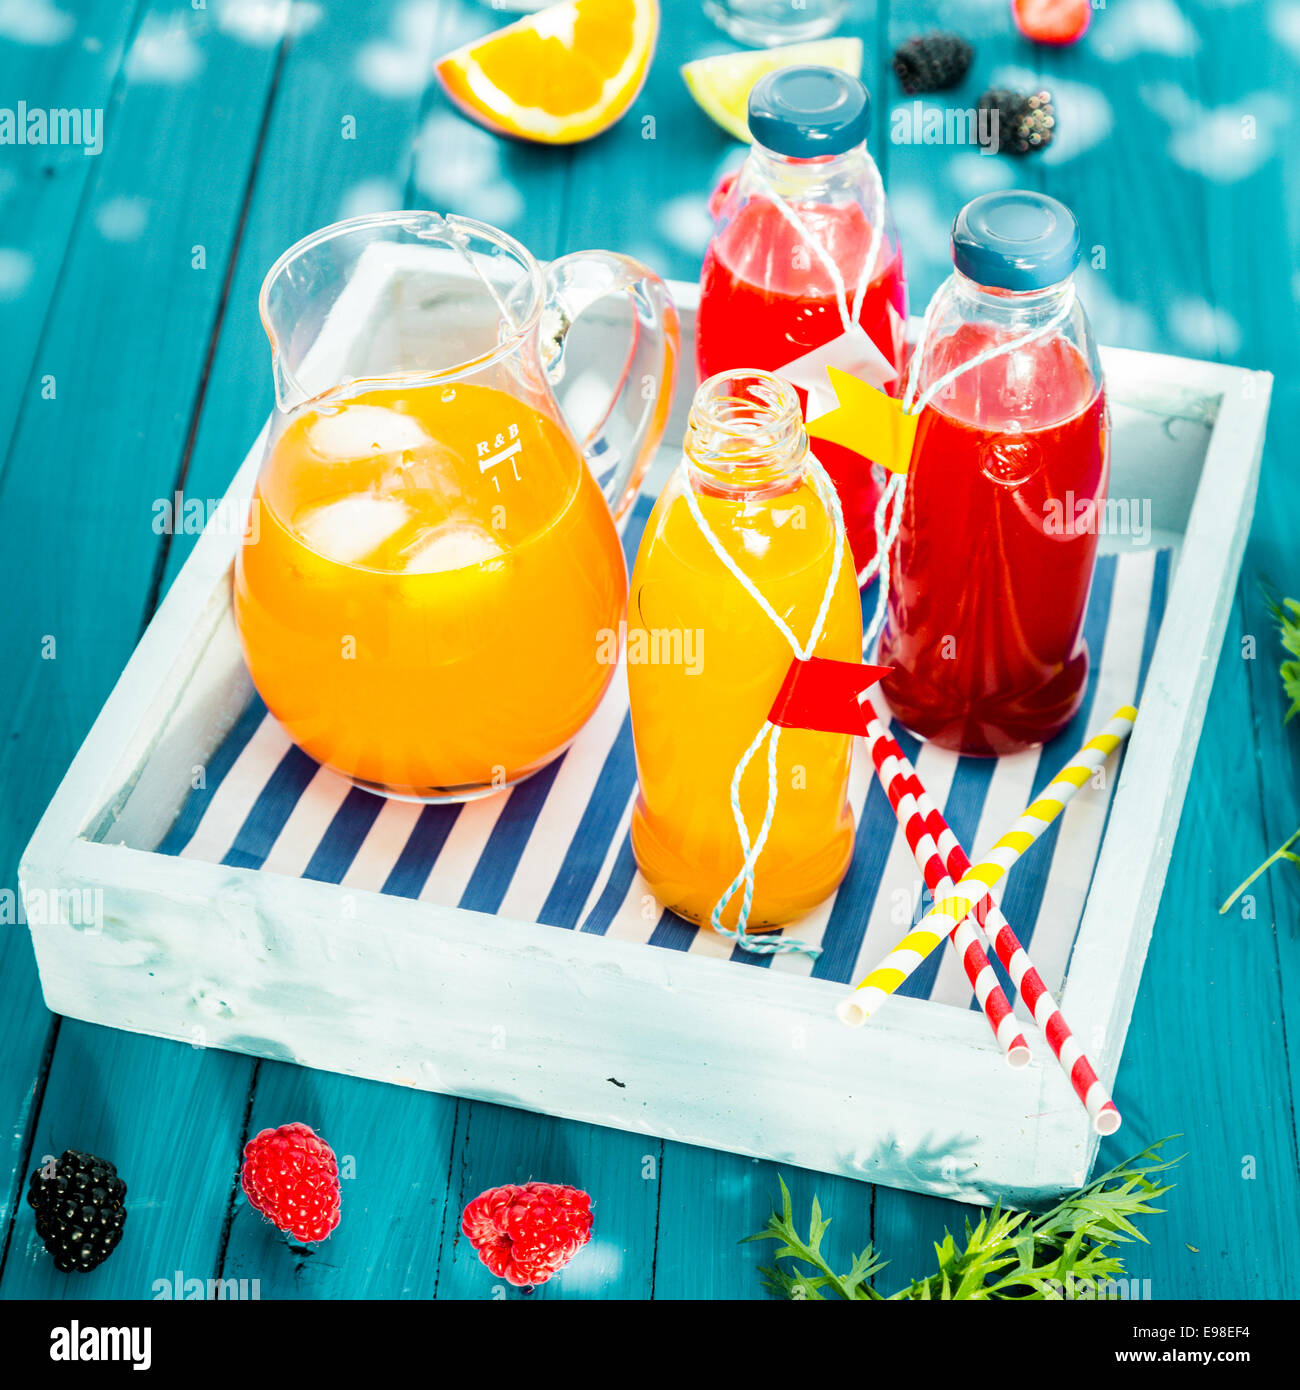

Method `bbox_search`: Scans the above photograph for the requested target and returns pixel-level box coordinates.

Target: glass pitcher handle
[540,252,680,520]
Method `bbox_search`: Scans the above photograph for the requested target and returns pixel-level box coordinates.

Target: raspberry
[892,33,974,96]
[27,1149,127,1273]
[240,1122,341,1242]
[1012,0,1092,46]
[461,1181,593,1287]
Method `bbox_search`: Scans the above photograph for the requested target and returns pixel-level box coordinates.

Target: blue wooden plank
[0,940,54,1264]
[1096,599,1300,1297]
[0,0,153,1257]
[0,0,144,463]
[651,1145,876,1300]
[1191,0,1300,1192]
[0,0,285,1292]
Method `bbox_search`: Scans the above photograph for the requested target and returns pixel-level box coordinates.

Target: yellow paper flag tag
[806,365,920,475]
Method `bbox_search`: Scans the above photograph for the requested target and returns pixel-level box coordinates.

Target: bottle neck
[748,140,871,198]
[918,269,1096,429]
[685,371,808,496]
[949,268,1075,325]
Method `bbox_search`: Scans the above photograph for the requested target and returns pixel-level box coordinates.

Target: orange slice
[435,0,659,146]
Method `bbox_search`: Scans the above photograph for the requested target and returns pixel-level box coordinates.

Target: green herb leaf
[744,1175,885,1300]
[1220,825,1300,915]
[1220,593,1300,915]
[748,1138,1180,1301]
[1269,596,1300,722]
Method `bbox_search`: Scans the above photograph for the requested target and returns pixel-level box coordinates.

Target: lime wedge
[681,37,865,142]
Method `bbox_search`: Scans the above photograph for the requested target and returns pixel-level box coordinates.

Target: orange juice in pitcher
[236,212,678,800]
[237,384,627,796]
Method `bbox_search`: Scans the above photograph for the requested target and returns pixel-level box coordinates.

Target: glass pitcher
[234,211,679,802]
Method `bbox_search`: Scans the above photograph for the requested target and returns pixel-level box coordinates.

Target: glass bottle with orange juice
[627,371,862,932]
[235,212,678,801]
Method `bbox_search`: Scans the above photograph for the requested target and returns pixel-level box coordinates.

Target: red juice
[879,325,1110,756]
[696,193,908,572]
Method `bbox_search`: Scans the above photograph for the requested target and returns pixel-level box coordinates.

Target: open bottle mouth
[258,211,547,411]
[685,370,809,490]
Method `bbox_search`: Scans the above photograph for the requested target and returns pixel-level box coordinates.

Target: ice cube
[307,404,431,460]
[295,495,414,564]
[400,521,504,574]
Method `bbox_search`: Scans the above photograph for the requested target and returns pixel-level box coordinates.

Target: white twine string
[850,158,887,327]
[679,450,848,957]
[748,156,887,345]
[747,158,905,605]
[859,284,1080,656]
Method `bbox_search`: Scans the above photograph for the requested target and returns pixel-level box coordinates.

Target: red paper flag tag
[769,657,892,736]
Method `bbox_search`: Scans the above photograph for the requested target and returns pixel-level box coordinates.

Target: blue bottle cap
[951,191,1081,291]
[747,67,871,158]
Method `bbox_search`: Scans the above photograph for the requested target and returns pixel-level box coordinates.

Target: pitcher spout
[258,211,547,414]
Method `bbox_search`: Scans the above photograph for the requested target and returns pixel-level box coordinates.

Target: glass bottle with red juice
[879,191,1110,757]
[695,66,907,577]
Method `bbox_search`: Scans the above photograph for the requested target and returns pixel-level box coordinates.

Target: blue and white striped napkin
[160,497,1169,1013]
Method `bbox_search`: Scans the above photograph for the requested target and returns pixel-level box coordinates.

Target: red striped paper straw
[865,703,1122,1136]
[862,713,1031,1068]
[843,709,1135,1019]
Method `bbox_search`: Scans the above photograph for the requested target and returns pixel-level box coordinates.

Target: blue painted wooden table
[0,0,1296,1300]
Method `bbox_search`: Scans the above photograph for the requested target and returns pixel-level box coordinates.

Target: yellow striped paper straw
[837,705,1138,1027]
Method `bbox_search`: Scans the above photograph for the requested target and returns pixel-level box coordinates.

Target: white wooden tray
[20,278,1270,1205]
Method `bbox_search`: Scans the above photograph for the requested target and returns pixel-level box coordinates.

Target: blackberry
[977,88,1056,155]
[27,1149,127,1273]
[892,33,974,95]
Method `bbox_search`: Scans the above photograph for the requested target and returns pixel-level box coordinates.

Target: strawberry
[1012,0,1092,46]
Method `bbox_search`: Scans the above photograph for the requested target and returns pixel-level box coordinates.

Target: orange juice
[627,372,862,929]
[234,381,626,798]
